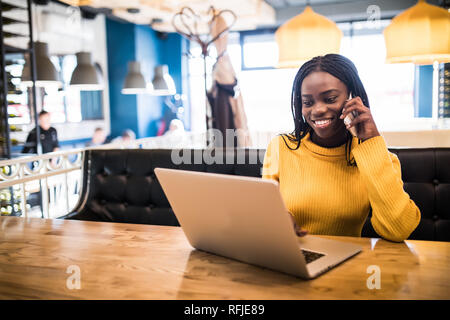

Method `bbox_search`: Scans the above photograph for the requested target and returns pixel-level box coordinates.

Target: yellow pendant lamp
[275,6,342,68]
[383,0,450,65]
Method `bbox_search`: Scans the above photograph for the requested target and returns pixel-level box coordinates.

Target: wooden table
[0,216,449,299]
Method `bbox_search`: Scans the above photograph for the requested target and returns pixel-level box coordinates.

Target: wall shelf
[1,0,38,160]
[2,16,28,25]
[1,2,27,12]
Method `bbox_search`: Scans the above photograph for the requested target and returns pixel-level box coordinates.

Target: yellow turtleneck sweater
[262,132,420,242]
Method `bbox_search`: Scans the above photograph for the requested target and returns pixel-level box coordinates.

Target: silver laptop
[155,168,362,279]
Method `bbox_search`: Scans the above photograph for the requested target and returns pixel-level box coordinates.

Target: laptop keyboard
[301,249,325,264]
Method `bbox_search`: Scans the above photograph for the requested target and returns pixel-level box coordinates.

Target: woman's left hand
[339,96,380,142]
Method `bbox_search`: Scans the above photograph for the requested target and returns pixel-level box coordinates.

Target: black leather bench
[61,147,450,242]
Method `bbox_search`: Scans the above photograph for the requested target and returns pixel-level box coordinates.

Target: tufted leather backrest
[64,147,450,241]
[388,148,450,241]
[64,149,263,226]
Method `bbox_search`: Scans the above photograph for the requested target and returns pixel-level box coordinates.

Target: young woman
[262,54,420,242]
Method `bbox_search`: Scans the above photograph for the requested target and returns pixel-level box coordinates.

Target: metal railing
[0,132,210,219]
[0,148,84,218]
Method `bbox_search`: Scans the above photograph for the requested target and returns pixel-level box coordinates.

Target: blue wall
[414,65,433,118]
[106,19,138,138]
[106,18,188,139]
[135,25,164,138]
[161,33,191,131]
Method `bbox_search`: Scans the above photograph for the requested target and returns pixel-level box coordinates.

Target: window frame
[235,20,430,120]
[239,27,278,71]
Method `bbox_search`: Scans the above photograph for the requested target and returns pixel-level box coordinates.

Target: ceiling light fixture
[22,41,62,88]
[70,52,103,91]
[383,0,450,128]
[122,61,152,94]
[21,1,62,88]
[275,5,342,68]
[384,0,450,65]
[69,7,103,91]
[151,65,176,96]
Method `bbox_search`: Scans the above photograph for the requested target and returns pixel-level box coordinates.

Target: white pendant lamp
[21,2,61,88]
[151,65,176,96]
[275,6,342,68]
[21,41,62,88]
[383,0,450,65]
[70,52,103,91]
[122,61,152,94]
[69,7,103,91]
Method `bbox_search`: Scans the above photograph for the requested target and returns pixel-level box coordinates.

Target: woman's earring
[302,115,306,123]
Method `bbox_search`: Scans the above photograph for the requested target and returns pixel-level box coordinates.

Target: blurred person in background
[22,110,60,154]
[166,119,185,135]
[86,127,107,147]
[112,129,136,148]
[162,119,188,148]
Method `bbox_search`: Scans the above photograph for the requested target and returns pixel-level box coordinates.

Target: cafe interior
[0,0,449,301]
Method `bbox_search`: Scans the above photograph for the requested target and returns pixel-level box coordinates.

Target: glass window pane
[240,68,297,133]
[43,85,66,123]
[340,31,415,131]
[188,20,418,136]
[242,32,277,68]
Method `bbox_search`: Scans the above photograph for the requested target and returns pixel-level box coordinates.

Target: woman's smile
[312,118,334,129]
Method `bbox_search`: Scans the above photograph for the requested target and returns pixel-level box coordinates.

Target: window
[339,20,415,131]
[188,18,427,138]
[6,56,30,126]
[240,29,278,69]
[80,91,103,120]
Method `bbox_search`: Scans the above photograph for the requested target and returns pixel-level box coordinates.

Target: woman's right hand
[288,212,308,237]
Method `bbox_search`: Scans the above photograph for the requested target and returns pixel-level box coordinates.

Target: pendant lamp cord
[82,13,85,52]
[78,7,85,53]
[34,3,40,41]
